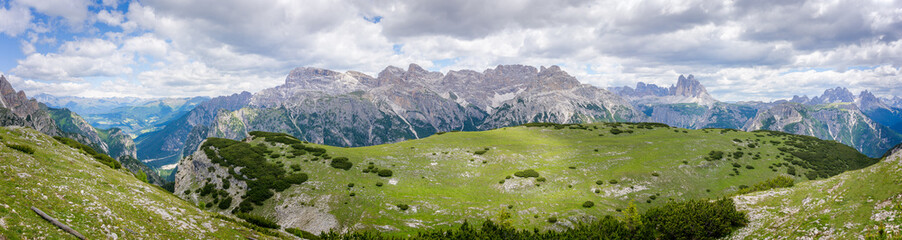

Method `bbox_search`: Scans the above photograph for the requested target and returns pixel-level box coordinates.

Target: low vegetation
[320,198,746,240]
[53,136,121,169]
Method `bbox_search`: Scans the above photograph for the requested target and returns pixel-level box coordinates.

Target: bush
[651,172,659,177]
[7,144,35,154]
[347,183,355,188]
[54,136,121,169]
[397,204,409,211]
[582,201,595,208]
[610,128,623,135]
[376,169,393,177]
[596,180,604,185]
[236,212,280,229]
[705,151,724,161]
[609,179,619,184]
[547,217,557,223]
[375,182,383,187]
[218,196,232,209]
[643,198,748,239]
[286,228,321,240]
[735,175,794,195]
[536,177,546,182]
[474,150,488,155]
[330,157,353,170]
[745,165,754,169]
[514,169,540,178]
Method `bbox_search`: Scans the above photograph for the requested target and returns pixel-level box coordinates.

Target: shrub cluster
[54,136,121,169]
[513,169,540,178]
[287,228,321,240]
[201,137,308,212]
[776,134,877,179]
[317,198,748,240]
[330,157,353,170]
[236,212,280,229]
[705,150,724,161]
[7,144,35,154]
[734,175,794,195]
[582,201,595,208]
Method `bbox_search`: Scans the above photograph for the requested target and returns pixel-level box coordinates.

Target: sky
[0,0,900,102]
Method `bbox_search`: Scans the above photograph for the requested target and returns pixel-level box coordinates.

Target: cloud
[14,0,92,26]
[11,38,132,81]
[0,4,32,36]
[1,0,900,101]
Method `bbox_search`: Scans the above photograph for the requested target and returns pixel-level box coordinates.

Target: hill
[0,126,280,239]
[732,144,902,239]
[176,122,876,236]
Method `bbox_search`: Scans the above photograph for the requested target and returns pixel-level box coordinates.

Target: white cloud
[11,38,132,81]
[3,0,901,101]
[0,4,32,36]
[14,0,92,26]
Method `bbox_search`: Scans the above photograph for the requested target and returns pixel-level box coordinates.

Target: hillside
[0,126,280,239]
[732,145,902,239]
[177,122,875,236]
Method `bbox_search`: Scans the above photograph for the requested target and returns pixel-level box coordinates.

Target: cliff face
[0,75,60,136]
[743,102,902,157]
[199,64,643,147]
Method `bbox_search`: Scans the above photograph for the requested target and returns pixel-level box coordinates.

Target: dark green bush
[547,217,557,223]
[474,150,488,155]
[596,180,604,185]
[54,136,121,169]
[7,144,35,154]
[651,172,659,177]
[705,151,724,161]
[330,157,353,170]
[218,196,232,209]
[536,177,546,182]
[745,165,754,169]
[643,198,748,239]
[236,212,280,229]
[286,228,321,240]
[610,128,623,135]
[582,201,595,208]
[347,183,355,188]
[375,182,383,187]
[514,169,540,178]
[609,179,619,184]
[397,204,409,211]
[735,175,794,195]
[732,163,741,168]
[378,169,393,177]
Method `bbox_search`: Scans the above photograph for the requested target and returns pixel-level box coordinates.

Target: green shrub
[378,169,393,177]
[643,198,748,239]
[290,164,301,171]
[397,204,409,211]
[218,197,232,209]
[286,228,321,240]
[547,217,557,223]
[514,169,540,178]
[609,179,618,184]
[330,157,353,170]
[705,151,724,161]
[54,136,121,169]
[375,182,383,187]
[745,165,754,169]
[596,180,604,185]
[536,177,546,182]
[651,172,659,177]
[582,201,594,208]
[474,150,488,155]
[7,144,35,154]
[235,212,280,229]
[735,175,794,195]
[610,128,623,135]
[732,163,741,168]
[347,183,355,188]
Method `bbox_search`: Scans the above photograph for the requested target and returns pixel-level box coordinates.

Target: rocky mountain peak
[856,90,887,111]
[811,87,855,104]
[790,95,810,103]
[671,74,708,98]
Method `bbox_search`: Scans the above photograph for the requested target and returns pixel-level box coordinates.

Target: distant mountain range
[0,75,162,184]
[610,76,902,157]
[4,65,901,173]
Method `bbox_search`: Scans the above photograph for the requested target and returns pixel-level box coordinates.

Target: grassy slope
[196,123,863,236]
[0,127,277,239]
[732,147,902,239]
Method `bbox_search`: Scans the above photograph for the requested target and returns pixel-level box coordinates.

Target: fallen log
[31,207,85,240]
